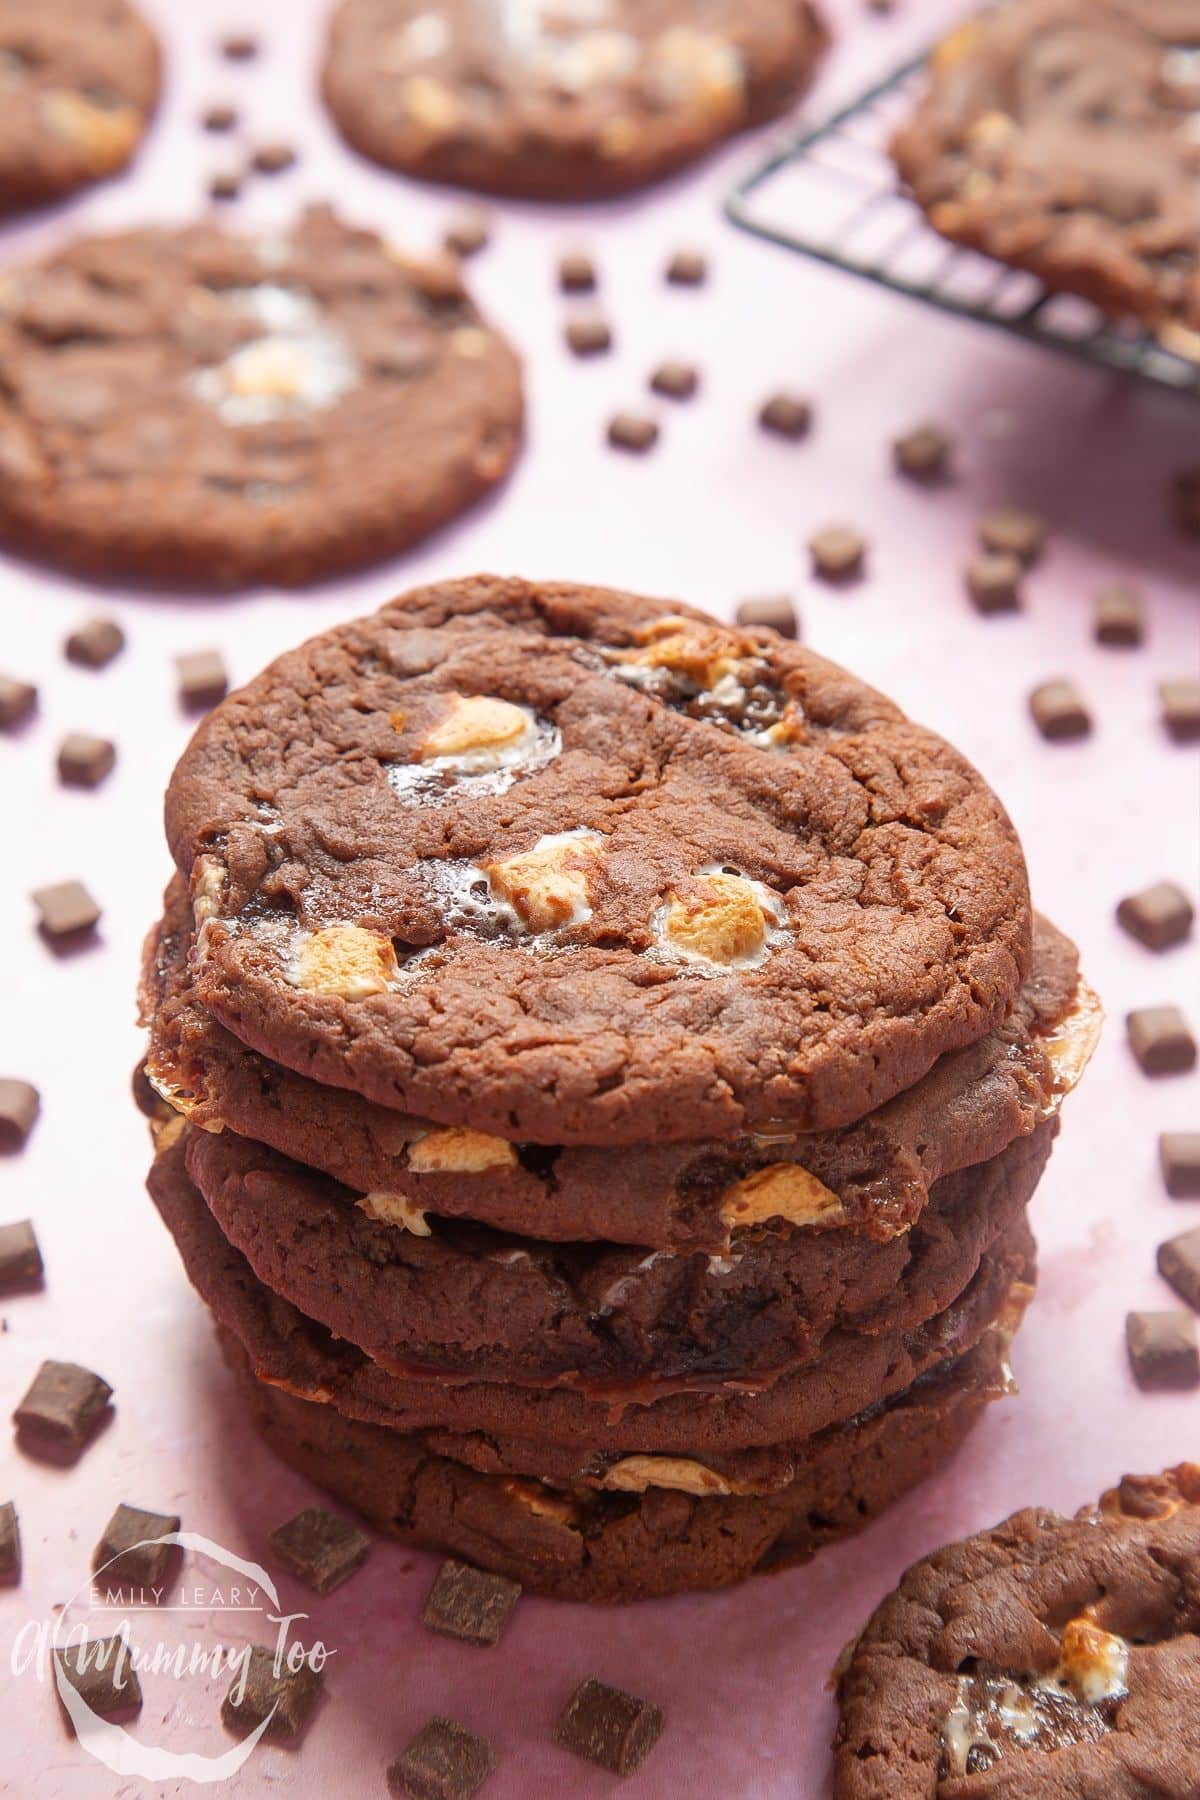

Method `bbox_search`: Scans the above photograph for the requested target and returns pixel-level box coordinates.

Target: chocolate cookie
[144,888,1095,1250]
[894,2,1200,333]
[163,578,1033,1145]
[834,1464,1200,1797]
[321,1,827,202]
[0,208,522,587]
[0,0,159,212]
[147,1127,1036,1455]
[184,1115,1055,1384]
[222,1319,1021,1602]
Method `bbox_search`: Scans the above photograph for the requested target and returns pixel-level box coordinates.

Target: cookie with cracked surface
[0,0,159,213]
[0,207,522,587]
[834,1463,1200,1797]
[893,1,1200,334]
[321,0,826,202]
[163,577,1033,1145]
[143,887,1094,1250]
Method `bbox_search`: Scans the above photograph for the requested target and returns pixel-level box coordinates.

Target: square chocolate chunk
[0,674,37,729]
[1029,679,1090,742]
[1116,882,1193,952]
[735,594,799,639]
[57,734,116,790]
[893,422,955,482]
[32,881,100,945]
[1161,1132,1200,1199]
[556,1677,664,1776]
[93,1504,181,1592]
[1160,679,1200,743]
[65,617,125,669]
[607,413,658,454]
[759,392,811,440]
[14,1360,112,1458]
[1093,583,1144,647]
[978,506,1046,565]
[422,1560,521,1647]
[558,251,596,294]
[176,650,229,712]
[0,1501,20,1584]
[222,1645,323,1742]
[1126,1309,1199,1390]
[1158,1226,1200,1313]
[389,1717,497,1799]
[54,1636,142,1728]
[269,1507,371,1594]
[665,248,707,286]
[1127,1007,1197,1076]
[808,524,865,583]
[967,553,1022,614]
[0,1219,43,1291]
[0,1080,39,1150]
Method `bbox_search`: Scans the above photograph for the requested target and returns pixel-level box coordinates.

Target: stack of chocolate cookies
[139,576,1099,1601]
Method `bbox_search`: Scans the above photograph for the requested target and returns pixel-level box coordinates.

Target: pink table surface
[1,1,1198,1794]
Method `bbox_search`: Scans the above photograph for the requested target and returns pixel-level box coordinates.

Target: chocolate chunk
[0,1080,40,1151]
[758,392,811,440]
[202,103,238,132]
[556,1677,664,1776]
[269,1506,371,1594]
[650,360,698,401]
[1159,1226,1200,1313]
[443,210,490,258]
[808,523,865,582]
[565,314,611,357]
[1029,679,1091,742]
[558,251,596,294]
[0,1220,42,1292]
[65,616,125,669]
[0,1501,20,1585]
[893,422,954,482]
[665,248,707,286]
[14,1360,112,1458]
[176,650,229,712]
[222,1645,323,1741]
[389,1717,497,1799]
[32,880,100,945]
[209,170,241,202]
[252,142,297,176]
[1093,582,1145,647]
[1160,679,1200,743]
[422,1559,521,1647]
[1117,882,1193,953]
[1173,466,1200,535]
[220,32,258,59]
[1127,1006,1197,1076]
[966,553,1022,614]
[57,734,116,790]
[93,1504,181,1590]
[1161,1132,1200,1199]
[0,674,36,730]
[978,507,1046,565]
[735,593,799,639]
[1126,1309,1199,1389]
[607,412,658,454]
[54,1636,142,1727]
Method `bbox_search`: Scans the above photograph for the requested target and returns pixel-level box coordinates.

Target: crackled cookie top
[0,207,522,586]
[894,1,1200,337]
[322,0,826,200]
[0,0,159,212]
[165,576,1032,1146]
[835,1465,1200,1798]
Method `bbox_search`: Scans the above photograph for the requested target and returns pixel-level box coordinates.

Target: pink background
[1,1,1198,1793]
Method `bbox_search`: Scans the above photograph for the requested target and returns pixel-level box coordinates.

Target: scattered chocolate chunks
[1126,1309,1199,1389]
[14,1360,112,1458]
[269,1507,371,1595]
[422,1559,521,1648]
[565,314,611,357]
[65,616,125,669]
[252,142,297,176]
[1161,1132,1200,1199]
[1159,1226,1200,1313]
[32,880,100,946]
[607,412,658,454]
[966,552,1022,614]
[556,1677,664,1777]
[0,1501,20,1585]
[202,102,238,132]
[220,32,258,59]
[0,1220,42,1292]
[176,650,228,712]
[1127,1006,1197,1076]
[443,209,490,257]
[0,674,36,730]
[54,1636,142,1728]
[893,422,954,482]
[978,506,1046,565]
[1160,679,1200,743]
[650,360,698,401]
[57,734,116,790]
[758,392,811,440]
[93,1504,181,1590]
[222,1646,323,1742]
[0,1080,40,1151]
[389,1717,497,1799]
[1029,679,1091,742]
[735,593,799,639]
[665,248,707,286]
[558,251,596,294]
[1093,582,1145,646]
[1117,881,1193,952]
[808,523,865,582]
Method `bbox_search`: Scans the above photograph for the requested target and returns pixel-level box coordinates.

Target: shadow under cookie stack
[139,576,1099,1602]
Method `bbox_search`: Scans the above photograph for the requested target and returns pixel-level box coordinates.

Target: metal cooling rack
[726,47,1200,398]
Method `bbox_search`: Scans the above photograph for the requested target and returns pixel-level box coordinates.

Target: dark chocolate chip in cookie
[0,1081,40,1151]
[222,1646,323,1741]
[556,1678,664,1776]
[389,1717,496,1799]
[1094,582,1145,647]
[65,617,125,669]
[1117,882,1193,953]
[93,1503,181,1590]
[759,392,811,440]
[1126,1310,1199,1388]
[14,1360,113,1458]
[0,676,37,730]
[269,1506,371,1594]
[422,1560,521,1647]
[1029,680,1090,742]
[1161,1132,1200,1199]
[0,1502,20,1585]
[1127,1006,1196,1076]
[57,734,116,790]
[1158,1227,1200,1313]
[55,1636,142,1728]
[0,1220,43,1292]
